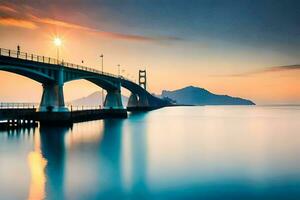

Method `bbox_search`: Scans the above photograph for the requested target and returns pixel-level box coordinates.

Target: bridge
[0,48,170,124]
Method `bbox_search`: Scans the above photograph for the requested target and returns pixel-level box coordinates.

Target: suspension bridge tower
[139,70,147,90]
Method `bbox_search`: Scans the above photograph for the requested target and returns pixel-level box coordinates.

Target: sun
[53,37,62,46]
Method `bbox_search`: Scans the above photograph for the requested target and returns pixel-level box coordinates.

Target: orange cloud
[0,5,18,14]
[0,17,37,29]
[92,30,154,41]
[29,15,157,41]
[217,64,300,77]
[0,13,156,41]
[262,65,300,72]
[30,15,91,31]
[0,3,180,42]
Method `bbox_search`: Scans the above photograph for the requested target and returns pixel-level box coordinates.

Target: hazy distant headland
[70,85,255,106]
[161,86,255,105]
[70,92,128,106]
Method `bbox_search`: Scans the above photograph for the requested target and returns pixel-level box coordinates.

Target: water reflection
[6,127,35,140]
[123,112,148,196]
[65,122,104,149]
[4,115,150,199]
[39,126,68,200]
[26,126,69,200]
[1,106,300,199]
[27,132,47,200]
[28,118,150,199]
[98,119,123,197]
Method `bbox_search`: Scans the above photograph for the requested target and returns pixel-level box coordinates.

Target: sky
[0,0,299,104]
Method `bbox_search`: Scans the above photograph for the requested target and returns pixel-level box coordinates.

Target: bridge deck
[0,47,132,81]
[0,47,171,126]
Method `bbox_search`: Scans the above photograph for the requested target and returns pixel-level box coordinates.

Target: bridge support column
[39,69,68,112]
[127,93,149,107]
[104,89,123,109]
[127,93,139,107]
[39,84,68,112]
[138,94,149,107]
[127,93,149,110]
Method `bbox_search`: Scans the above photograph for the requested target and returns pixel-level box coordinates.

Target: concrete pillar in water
[127,93,139,107]
[127,93,149,108]
[104,85,123,109]
[138,94,149,107]
[39,68,68,112]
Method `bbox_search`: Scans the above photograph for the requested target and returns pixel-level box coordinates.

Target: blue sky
[46,0,300,49]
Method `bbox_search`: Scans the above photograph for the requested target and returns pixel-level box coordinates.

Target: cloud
[29,15,157,41]
[0,5,18,13]
[223,65,300,77]
[30,15,182,41]
[262,65,300,72]
[29,15,92,31]
[0,17,37,29]
[0,3,38,29]
[0,3,181,42]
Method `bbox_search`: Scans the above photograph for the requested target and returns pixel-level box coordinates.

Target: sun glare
[53,37,62,46]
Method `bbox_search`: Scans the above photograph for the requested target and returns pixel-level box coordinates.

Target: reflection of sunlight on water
[121,123,133,191]
[27,133,47,200]
[65,121,105,149]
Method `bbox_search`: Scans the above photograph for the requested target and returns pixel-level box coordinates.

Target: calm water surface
[1,106,300,200]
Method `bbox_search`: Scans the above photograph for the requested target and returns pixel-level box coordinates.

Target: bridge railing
[0,48,58,65]
[0,102,36,109]
[0,48,132,81]
[67,105,103,111]
[0,102,104,111]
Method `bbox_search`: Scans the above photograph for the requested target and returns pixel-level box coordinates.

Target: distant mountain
[161,86,255,105]
[69,86,255,107]
[69,91,128,106]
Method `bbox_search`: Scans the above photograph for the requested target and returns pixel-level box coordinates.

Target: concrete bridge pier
[127,93,139,107]
[39,83,68,112]
[127,93,150,111]
[104,88,124,109]
[39,69,68,112]
[138,94,149,107]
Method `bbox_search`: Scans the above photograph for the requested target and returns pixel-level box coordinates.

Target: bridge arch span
[120,79,152,107]
[64,76,124,108]
[64,75,119,91]
[120,79,148,96]
[0,48,170,111]
[0,65,54,84]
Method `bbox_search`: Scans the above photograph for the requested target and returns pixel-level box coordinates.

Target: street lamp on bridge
[100,54,104,107]
[117,64,120,77]
[53,37,62,61]
[100,54,104,72]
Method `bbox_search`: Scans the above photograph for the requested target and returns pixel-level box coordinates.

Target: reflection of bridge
[0,48,170,123]
[3,117,149,199]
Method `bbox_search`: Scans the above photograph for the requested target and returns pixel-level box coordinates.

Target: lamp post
[117,64,120,77]
[17,45,20,58]
[54,37,62,62]
[100,54,104,73]
[100,54,104,107]
[121,69,125,77]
